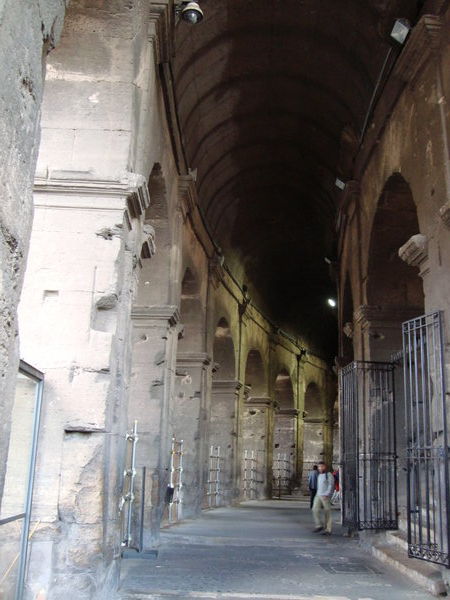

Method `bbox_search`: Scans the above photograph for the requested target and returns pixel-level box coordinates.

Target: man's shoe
[313,527,323,533]
[321,531,331,536]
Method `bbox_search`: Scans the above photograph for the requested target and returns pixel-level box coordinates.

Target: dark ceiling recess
[173,0,418,358]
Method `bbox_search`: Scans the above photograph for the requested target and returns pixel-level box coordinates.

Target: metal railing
[242,450,257,500]
[403,311,450,567]
[168,437,184,523]
[206,445,223,508]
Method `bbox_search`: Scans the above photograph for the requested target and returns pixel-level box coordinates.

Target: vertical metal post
[15,371,44,600]
[125,421,139,547]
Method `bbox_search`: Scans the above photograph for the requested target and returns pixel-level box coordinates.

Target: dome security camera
[181,1,204,24]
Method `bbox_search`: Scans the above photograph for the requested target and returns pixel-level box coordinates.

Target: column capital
[176,352,212,369]
[398,233,429,277]
[245,396,273,408]
[131,305,180,326]
[276,407,299,417]
[33,171,150,230]
[212,379,242,393]
[354,304,423,328]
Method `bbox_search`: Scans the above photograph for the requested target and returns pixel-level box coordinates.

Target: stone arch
[244,348,267,397]
[273,369,297,495]
[178,266,204,353]
[241,347,269,499]
[367,173,424,315]
[135,162,170,306]
[213,317,236,380]
[302,381,326,487]
[208,317,239,506]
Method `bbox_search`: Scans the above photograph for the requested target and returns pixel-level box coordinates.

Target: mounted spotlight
[335,177,346,191]
[390,18,411,45]
[178,1,204,24]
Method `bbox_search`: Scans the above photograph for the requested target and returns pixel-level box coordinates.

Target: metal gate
[340,361,398,530]
[403,311,450,567]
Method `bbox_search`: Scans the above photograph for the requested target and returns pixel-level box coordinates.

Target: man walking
[312,461,334,536]
[307,464,318,508]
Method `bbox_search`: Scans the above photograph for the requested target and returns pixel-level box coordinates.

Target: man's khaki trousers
[312,495,332,533]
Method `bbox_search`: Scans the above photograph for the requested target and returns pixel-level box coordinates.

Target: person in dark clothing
[308,464,318,508]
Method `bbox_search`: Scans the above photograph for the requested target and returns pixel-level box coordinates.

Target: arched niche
[213,318,235,380]
[273,369,297,495]
[302,382,325,488]
[178,266,204,353]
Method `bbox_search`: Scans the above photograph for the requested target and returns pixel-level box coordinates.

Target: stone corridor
[119,500,430,600]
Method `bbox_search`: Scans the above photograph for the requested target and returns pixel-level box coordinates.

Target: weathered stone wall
[337,8,450,581]
[0,0,67,508]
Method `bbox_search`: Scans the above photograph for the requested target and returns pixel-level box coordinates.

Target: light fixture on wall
[176,1,204,24]
[327,298,337,308]
[390,18,411,45]
[335,177,346,191]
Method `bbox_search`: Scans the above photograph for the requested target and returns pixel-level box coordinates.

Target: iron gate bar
[403,311,450,568]
[340,361,398,531]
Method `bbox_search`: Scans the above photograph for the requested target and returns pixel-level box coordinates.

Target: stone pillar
[242,394,273,499]
[209,380,242,505]
[129,305,179,548]
[273,408,299,489]
[174,353,212,518]
[18,176,148,599]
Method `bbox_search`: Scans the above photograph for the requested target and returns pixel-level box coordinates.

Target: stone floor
[119,499,433,600]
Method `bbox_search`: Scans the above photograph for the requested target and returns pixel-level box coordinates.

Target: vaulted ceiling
[173,0,423,356]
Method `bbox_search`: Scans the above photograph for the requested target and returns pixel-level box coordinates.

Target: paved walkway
[119,499,432,600]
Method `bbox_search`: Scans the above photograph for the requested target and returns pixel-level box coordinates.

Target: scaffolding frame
[206,445,223,508]
[169,437,184,523]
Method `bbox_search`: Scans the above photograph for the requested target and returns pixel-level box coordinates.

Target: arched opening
[242,348,269,499]
[302,382,325,490]
[135,163,171,306]
[366,173,424,357]
[245,349,266,396]
[365,173,425,526]
[207,318,238,507]
[272,369,297,497]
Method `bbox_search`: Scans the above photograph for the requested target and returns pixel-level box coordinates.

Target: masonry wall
[0,0,67,509]
[337,9,450,584]
[1,1,336,598]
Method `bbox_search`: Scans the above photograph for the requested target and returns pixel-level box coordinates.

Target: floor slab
[119,500,433,600]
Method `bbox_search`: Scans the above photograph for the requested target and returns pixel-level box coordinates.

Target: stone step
[385,529,409,551]
[119,591,351,600]
[370,542,447,597]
